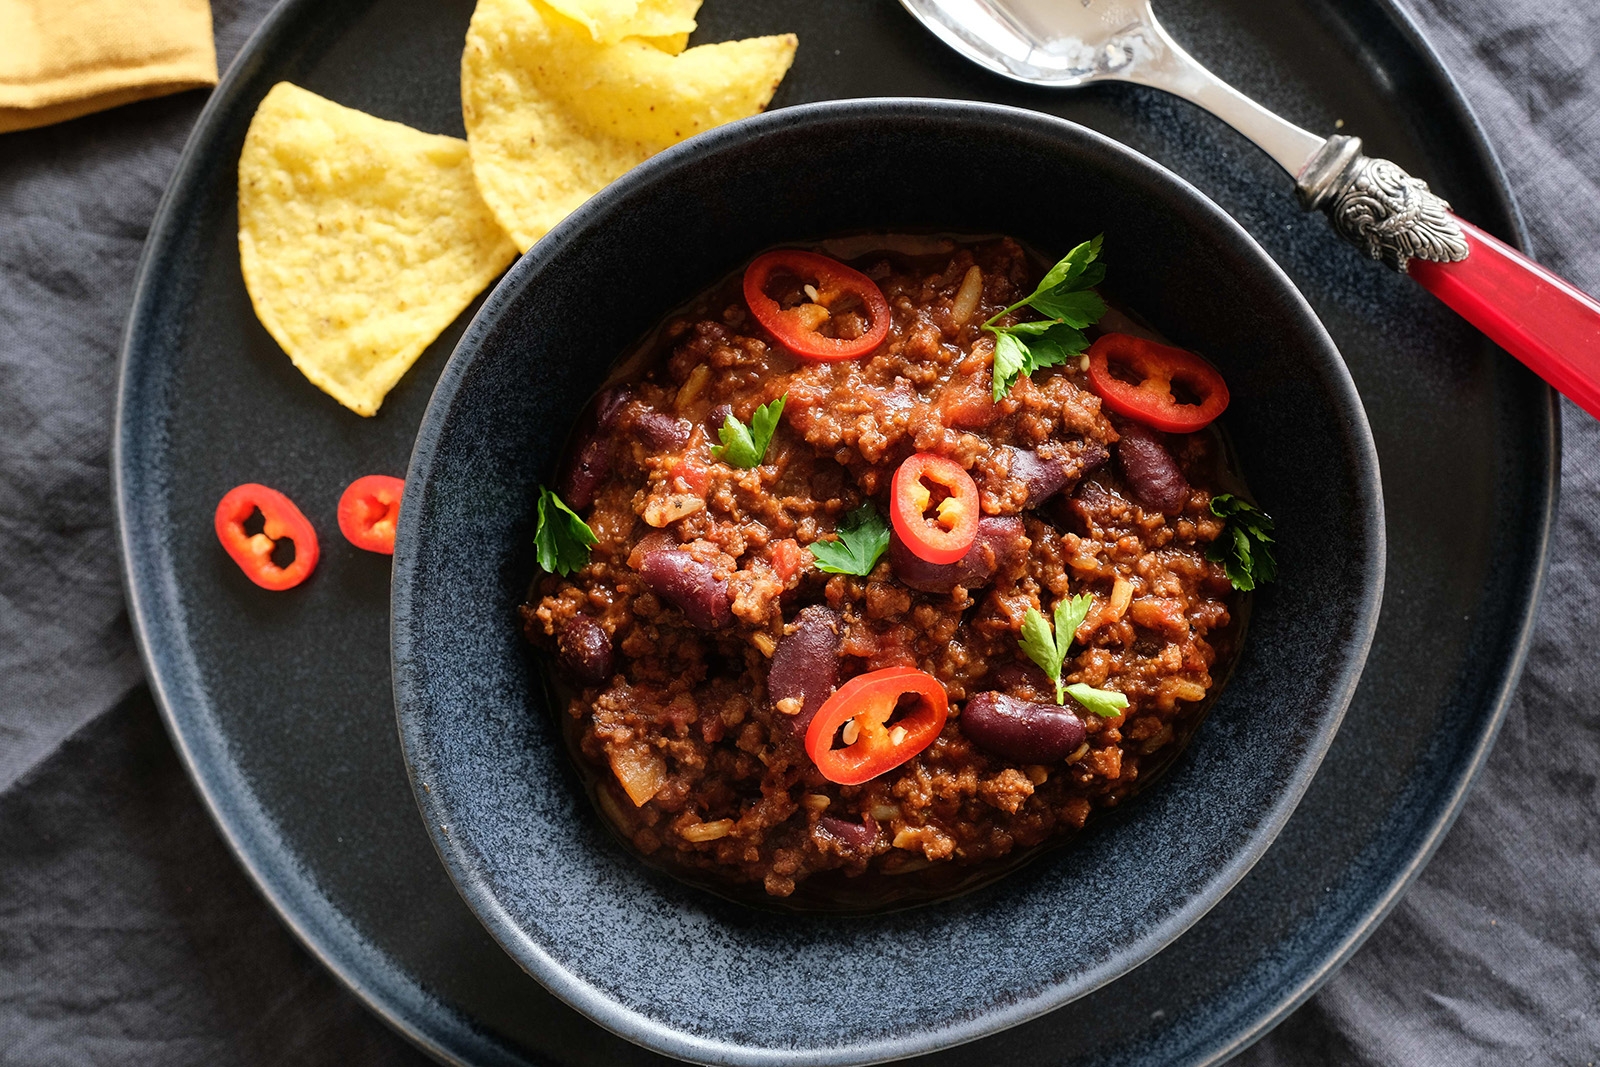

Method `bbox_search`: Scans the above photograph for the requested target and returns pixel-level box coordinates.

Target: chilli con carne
[524,235,1256,903]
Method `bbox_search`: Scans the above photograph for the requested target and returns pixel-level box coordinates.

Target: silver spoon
[900,0,1600,419]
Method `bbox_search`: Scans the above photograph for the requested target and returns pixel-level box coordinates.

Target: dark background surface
[1,0,1595,1064]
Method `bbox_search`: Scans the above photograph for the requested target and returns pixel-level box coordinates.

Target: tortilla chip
[238,82,518,417]
[462,0,797,252]
[639,31,691,54]
[544,0,699,44]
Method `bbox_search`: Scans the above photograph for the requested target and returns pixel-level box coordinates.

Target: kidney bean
[556,613,612,683]
[1116,421,1190,514]
[633,407,692,451]
[1008,447,1071,509]
[556,387,632,510]
[816,814,879,852]
[636,542,731,629]
[889,515,1027,594]
[1077,441,1111,476]
[960,691,1087,764]
[768,605,842,734]
[594,386,631,430]
[558,436,611,511]
[1009,441,1113,511]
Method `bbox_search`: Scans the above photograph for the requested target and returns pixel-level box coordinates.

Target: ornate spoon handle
[1297,135,1600,418]
[1411,220,1600,419]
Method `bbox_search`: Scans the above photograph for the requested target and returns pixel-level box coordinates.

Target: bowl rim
[392,96,1386,1066]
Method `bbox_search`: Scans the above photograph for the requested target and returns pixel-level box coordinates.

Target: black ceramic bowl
[391,99,1383,1065]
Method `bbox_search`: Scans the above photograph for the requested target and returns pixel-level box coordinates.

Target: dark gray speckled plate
[114,0,1554,1064]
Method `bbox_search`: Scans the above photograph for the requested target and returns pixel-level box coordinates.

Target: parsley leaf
[808,503,891,575]
[1019,608,1065,701]
[1053,593,1095,650]
[712,394,786,468]
[1018,593,1095,704]
[983,236,1108,401]
[1028,287,1108,329]
[534,486,598,577]
[989,322,1090,400]
[1036,235,1104,293]
[1207,493,1278,591]
[1065,682,1130,719]
[991,332,1034,402]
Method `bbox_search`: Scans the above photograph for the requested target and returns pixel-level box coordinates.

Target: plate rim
[110,0,1559,1064]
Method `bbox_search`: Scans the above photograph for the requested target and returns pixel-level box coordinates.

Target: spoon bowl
[899,0,1321,172]
[899,0,1162,86]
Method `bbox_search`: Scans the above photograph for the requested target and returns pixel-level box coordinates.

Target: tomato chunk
[804,666,948,785]
[337,474,405,554]
[890,453,980,565]
[1085,332,1229,433]
[742,250,890,362]
[214,483,319,590]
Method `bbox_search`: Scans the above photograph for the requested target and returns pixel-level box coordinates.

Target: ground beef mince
[522,236,1243,907]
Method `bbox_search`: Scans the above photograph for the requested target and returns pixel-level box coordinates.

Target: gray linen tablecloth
[1,0,1595,1062]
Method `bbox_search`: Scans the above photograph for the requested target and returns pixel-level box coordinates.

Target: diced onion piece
[1107,577,1134,622]
[608,745,667,806]
[643,492,704,527]
[680,818,734,842]
[1165,678,1208,703]
[950,265,983,327]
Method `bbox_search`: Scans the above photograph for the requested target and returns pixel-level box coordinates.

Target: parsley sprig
[808,502,890,576]
[983,236,1108,401]
[712,394,786,469]
[1018,592,1130,718]
[534,486,598,576]
[1207,494,1277,591]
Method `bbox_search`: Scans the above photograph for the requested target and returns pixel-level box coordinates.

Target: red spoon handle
[1409,216,1600,419]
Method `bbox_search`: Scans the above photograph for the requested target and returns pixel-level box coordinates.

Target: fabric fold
[0,0,217,133]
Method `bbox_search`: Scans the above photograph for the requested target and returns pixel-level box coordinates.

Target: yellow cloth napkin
[0,0,217,134]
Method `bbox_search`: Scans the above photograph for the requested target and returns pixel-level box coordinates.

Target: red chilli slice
[804,666,949,785]
[890,453,981,565]
[337,474,405,554]
[743,250,890,362]
[1085,332,1229,433]
[214,483,320,590]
